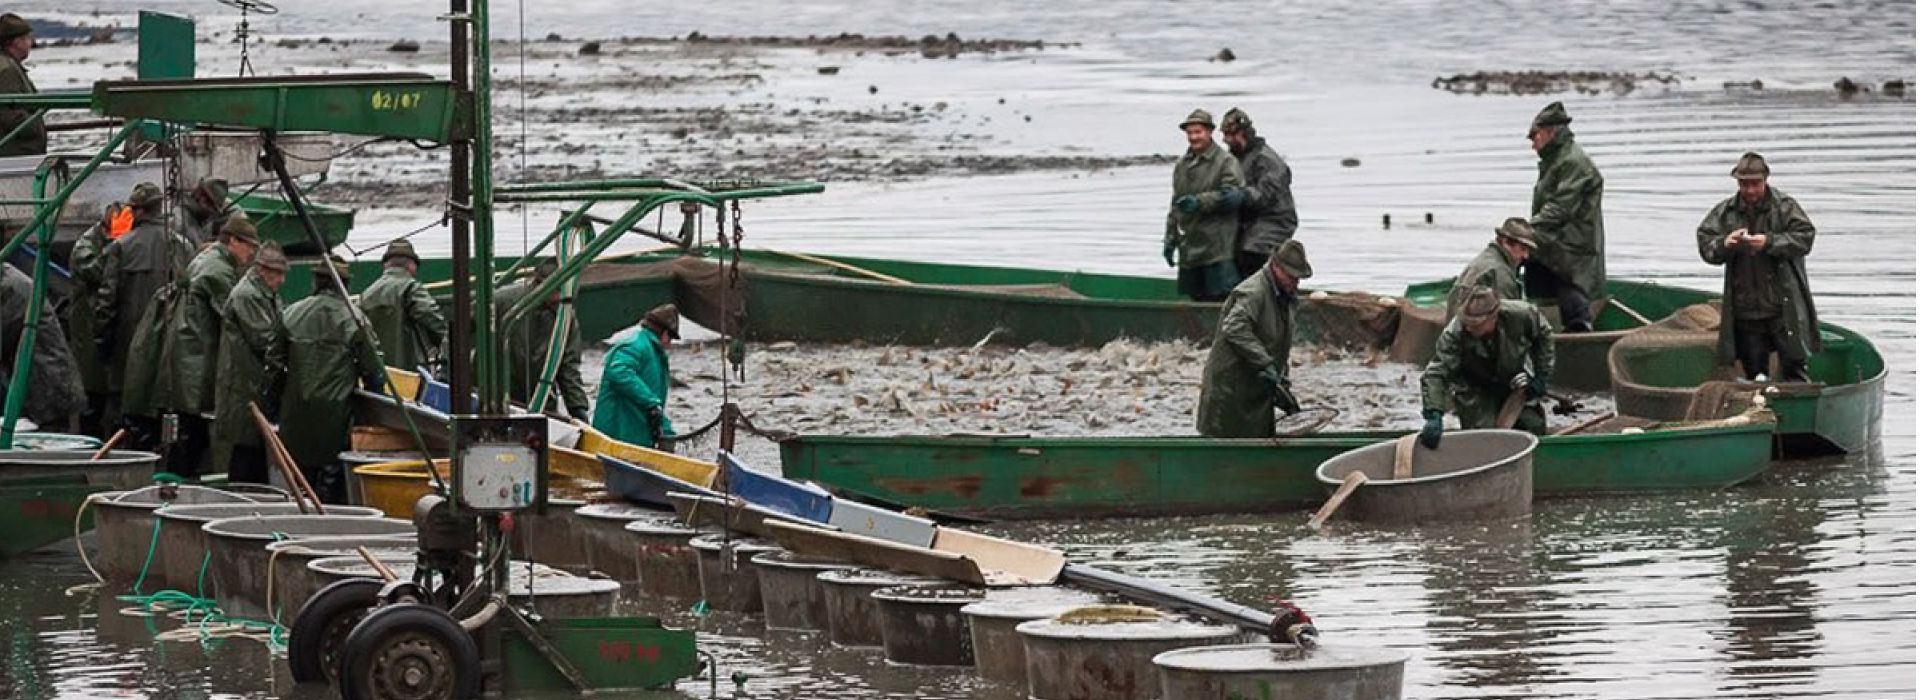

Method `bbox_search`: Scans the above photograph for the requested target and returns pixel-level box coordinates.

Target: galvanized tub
[816,568,940,647]
[515,496,588,571]
[308,556,621,618]
[690,534,780,613]
[751,551,857,632]
[873,583,987,666]
[961,586,1105,685]
[203,515,414,616]
[0,449,160,491]
[624,519,706,600]
[1314,430,1537,524]
[1154,643,1410,700]
[1018,610,1239,700]
[573,503,671,581]
[152,503,380,594]
[90,485,261,582]
[265,536,417,617]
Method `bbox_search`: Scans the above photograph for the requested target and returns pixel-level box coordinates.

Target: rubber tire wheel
[337,603,481,700]
[288,578,383,684]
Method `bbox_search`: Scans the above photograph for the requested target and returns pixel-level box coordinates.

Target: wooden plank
[1307,471,1368,530]
[929,527,1065,586]
[765,520,988,586]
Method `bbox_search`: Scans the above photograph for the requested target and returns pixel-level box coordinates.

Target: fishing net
[1608,303,1747,420]
[1299,291,1401,351]
[1387,301,1446,364]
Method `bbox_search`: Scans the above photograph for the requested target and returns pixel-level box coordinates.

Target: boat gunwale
[777,419,1779,450]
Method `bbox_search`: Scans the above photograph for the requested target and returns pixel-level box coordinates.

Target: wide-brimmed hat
[1178,108,1215,130]
[383,239,420,265]
[127,182,164,209]
[1460,285,1501,324]
[252,244,289,272]
[1268,239,1313,279]
[1495,217,1537,249]
[0,15,32,43]
[1220,107,1253,133]
[220,212,259,243]
[1529,101,1571,133]
[1731,151,1770,180]
[643,304,681,339]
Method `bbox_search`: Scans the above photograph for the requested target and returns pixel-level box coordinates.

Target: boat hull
[778,422,1777,520]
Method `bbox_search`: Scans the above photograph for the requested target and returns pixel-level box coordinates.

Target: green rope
[112,516,289,652]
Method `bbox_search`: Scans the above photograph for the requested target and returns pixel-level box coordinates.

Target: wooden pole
[89,429,127,461]
[1552,411,1617,436]
[1307,471,1368,530]
[1609,297,1654,326]
[356,546,399,582]
[766,249,912,285]
[248,402,325,515]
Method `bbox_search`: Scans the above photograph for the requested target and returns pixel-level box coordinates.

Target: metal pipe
[471,0,501,412]
[496,196,676,327]
[447,0,474,409]
[459,596,505,632]
[1059,564,1278,635]
[495,205,591,285]
[0,121,141,263]
[495,177,676,194]
[495,183,823,204]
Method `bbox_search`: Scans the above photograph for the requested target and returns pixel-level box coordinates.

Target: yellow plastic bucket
[384,367,423,401]
[353,451,604,518]
[575,424,718,488]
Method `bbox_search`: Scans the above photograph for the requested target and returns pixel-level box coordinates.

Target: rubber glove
[1528,373,1549,399]
[1257,364,1284,390]
[1219,188,1248,211]
[1419,410,1444,450]
[1173,195,1201,214]
[1162,240,1178,268]
[1272,378,1302,416]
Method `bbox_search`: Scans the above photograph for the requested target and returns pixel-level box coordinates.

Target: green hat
[1529,101,1571,132]
[1178,108,1215,130]
[643,303,681,340]
[0,15,32,43]
[252,243,289,272]
[127,182,164,209]
[1495,217,1537,249]
[1730,151,1770,180]
[1460,285,1501,324]
[383,239,420,265]
[219,212,259,243]
[1220,107,1253,133]
[1268,239,1312,279]
[319,254,352,280]
[195,178,230,203]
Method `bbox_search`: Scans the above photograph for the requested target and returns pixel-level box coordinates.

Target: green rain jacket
[358,266,447,373]
[66,222,109,395]
[1195,269,1296,438]
[95,215,193,408]
[162,245,240,416]
[0,264,83,425]
[1421,301,1555,429]
[1165,142,1244,269]
[1529,129,1606,302]
[0,53,45,157]
[209,271,285,469]
[1446,242,1525,321]
[279,289,382,477]
[495,279,589,417]
[591,329,673,447]
[1695,186,1821,365]
[1233,137,1299,257]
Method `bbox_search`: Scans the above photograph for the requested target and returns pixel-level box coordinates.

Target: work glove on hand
[1219,188,1248,211]
[1272,378,1302,416]
[1162,240,1178,268]
[1419,410,1445,450]
[1257,364,1285,391]
[1527,373,1549,399]
[1173,195,1201,214]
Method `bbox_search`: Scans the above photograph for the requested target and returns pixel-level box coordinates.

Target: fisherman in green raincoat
[66,204,122,435]
[1196,240,1311,438]
[496,260,590,418]
[0,14,45,157]
[1164,108,1245,301]
[94,183,193,444]
[593,304,679,448]
[175,179,230,246]
[1695,152,1820,382]
[1420,286,1556,447]
[279,257,383,503]
[158,214,259,475]
[1446,217,1535,320]
[210,244,288,484]
[1525,101,1606,333]
[357,239,446,373]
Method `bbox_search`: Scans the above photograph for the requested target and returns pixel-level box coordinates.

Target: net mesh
[1299,291,1402,351]
[1608,302,1750,420]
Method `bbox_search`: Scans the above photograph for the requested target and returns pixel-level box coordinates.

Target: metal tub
[1314,430,1537,524]
[203,515,414,616]
[572,503,671,581]
[265,536,417,616]
[308,556,620,618]
[751,551,857,632]
[90,485,261,582]
[962,586,1105,685]
[1155,643,1409,700]
[152,503,379,594]
[816,568,940,648]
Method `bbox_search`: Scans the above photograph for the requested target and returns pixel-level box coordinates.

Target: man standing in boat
[1196,239,1311,438]
[158,213,261,476]
[0,14,45,157]
[1695,152,1819,382]
[358,239,447,374]
[1525,101,1606,333]
[66,203,130,436]
[496,259,590,418]
[1164,108,1244,302]
[1419,286,1555,447]
[1218,108,1298,280]
[211,244,289,484]
[1447,217,1535,320]
[593,304,678,449]
[93,182,193,444]
[280,256,383,503]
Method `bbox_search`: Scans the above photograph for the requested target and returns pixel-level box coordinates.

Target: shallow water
[0,1,1912,698]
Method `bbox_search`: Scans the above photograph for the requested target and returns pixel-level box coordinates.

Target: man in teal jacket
[593,304,679,448]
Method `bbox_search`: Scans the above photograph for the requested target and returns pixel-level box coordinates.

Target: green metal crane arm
[0,91,93,110]
[91,73,471,142]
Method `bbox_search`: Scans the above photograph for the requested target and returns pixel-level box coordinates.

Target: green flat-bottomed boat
[779,414,1778,520]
